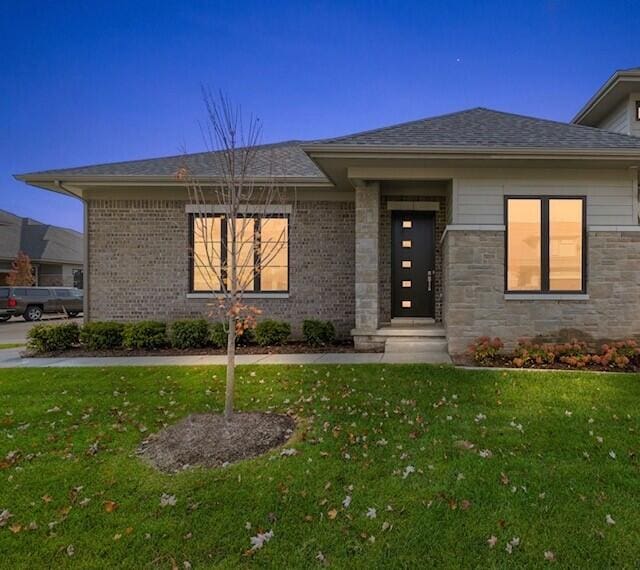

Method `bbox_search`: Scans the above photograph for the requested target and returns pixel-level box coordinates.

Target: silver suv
[0,287,83,321]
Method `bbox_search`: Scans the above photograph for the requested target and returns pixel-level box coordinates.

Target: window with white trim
[190,214,289,293]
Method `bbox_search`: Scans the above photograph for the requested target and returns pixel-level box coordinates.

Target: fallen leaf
[103,500,119,513]
[327,509,338,520]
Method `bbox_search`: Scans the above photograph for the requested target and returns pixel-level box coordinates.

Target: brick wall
[443,230,640,354]
[87,199,355,337]
[379,195,447,324]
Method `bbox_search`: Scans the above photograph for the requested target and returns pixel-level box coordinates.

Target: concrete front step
[377,326,446,338]
[384,337,449,354]
[390,317,435,327]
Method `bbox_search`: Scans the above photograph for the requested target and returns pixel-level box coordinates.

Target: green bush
[303,319,336,347]
[209,321,255,348]
[255,320,291,346]
[170,319,210,349]
[27,323,80,353]
[80,322,125,350]
[122,321,168,350]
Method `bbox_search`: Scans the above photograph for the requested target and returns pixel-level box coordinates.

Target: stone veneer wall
[379,195,447,324]
[443,230,640,354]
[87,199,355,338]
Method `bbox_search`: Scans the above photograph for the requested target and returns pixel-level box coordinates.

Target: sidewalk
[0,348,451,368]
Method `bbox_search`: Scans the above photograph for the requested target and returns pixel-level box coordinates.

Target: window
[54,289,72,298]
[505,197,585,293]
[26,288,50,297]
[636,101,640,121]
[190,214,289,293]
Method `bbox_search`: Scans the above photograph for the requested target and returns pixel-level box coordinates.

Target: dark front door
[391,211,435,318]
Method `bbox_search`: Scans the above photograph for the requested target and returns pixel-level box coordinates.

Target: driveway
[0,315,78,345]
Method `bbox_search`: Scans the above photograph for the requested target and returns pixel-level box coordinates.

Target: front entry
[391,211,436,318]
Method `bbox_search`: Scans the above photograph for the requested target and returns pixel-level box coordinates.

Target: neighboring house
[15,68,640,355]
[0,210,83,288]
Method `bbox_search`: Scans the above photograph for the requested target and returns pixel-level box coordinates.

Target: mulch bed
[137,412,297,473]
[24,340,376,358]
[453,354,640,373]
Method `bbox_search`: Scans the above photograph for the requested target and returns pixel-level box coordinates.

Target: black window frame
[504,196,587,295]
[636,100,640,121]
[188,213,290,294]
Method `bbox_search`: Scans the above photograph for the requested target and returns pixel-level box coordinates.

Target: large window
[190,214,289,293]
[506,197,585,293]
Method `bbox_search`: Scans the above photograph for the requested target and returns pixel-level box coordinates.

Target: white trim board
[386,200,440,211]
[588,225,640,232]
[185,204,293,214]
[187,293,289,300]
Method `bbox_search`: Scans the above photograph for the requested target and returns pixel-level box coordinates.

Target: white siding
[453,169,637,226]
[630,93,640,138]
[596,99,630,134]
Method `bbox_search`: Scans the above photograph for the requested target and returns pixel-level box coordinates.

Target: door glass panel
[402,260,411,268]
[402,300,411,308]
[402,280,411,287]
[507,199,541,291]
[549,199,582,291]
[402,240,412,248]
[402,220,412,228]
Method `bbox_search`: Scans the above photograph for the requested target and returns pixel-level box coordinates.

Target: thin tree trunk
[225,314,236,420]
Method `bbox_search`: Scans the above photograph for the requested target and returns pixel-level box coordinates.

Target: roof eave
[572,71,640,125]
[15,173,333,190]
[302,144,640,160]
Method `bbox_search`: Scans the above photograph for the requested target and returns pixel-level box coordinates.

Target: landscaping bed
[23,317,367,357]
[23,339,361,358]
[465,336,640,373]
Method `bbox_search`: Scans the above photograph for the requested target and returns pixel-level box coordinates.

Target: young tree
[178,91,296,420]
[6,251,35,286]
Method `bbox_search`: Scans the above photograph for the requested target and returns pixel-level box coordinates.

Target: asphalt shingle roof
[317,108,640,149]
[17,108,640,181]
[0,210,83,264]
[24,141,325,179]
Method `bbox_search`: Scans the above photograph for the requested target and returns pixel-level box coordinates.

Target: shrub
[303,319,336,347]
[27,323,80,353]
[170,319,210,349]
[594,340,640,369]
[209,321,255,348]
[512,339,557,367]
[122,321,168,350]
[255,320,291,346]
[468,336,503,364]
[80,322,125,350]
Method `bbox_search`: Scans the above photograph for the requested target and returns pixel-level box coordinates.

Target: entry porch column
[354,181,380,335]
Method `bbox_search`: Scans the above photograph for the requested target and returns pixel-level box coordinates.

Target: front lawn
[1,365,639,568]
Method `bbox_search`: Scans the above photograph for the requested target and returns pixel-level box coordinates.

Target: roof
[573,68,640,126]
[19,140,325,180]
[15,107,640,187]
[310,108,640,149]
[0,210,83,264]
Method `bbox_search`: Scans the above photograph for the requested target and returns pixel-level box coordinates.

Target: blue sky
[1,0,638,232]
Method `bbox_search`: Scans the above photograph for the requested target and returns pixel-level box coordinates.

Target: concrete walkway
[0,348,451,368]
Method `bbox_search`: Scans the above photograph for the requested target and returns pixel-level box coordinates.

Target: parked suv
[0,287,83,321]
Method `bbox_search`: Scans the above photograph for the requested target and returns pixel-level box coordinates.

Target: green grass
[1,365,639,568]
[0,343,23,350]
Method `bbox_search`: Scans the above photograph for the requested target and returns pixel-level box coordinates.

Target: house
[0,210,83,288]
[15,68,640,356]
